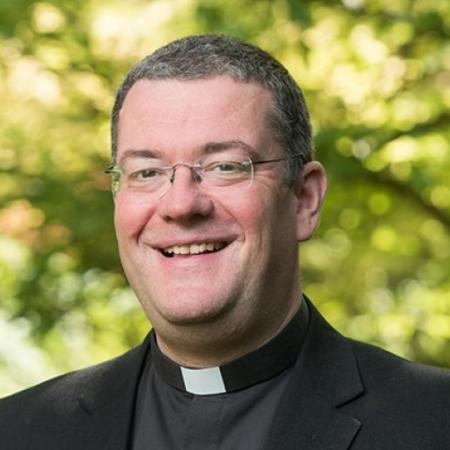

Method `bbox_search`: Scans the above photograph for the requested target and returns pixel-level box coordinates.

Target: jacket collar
[265,298,363,449]
[71,298,364,450]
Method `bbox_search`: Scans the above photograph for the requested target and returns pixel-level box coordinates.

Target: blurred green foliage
[1,0,449,396]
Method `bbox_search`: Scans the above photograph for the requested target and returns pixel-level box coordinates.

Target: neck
[155,296,301,368]
[150,299,309,395]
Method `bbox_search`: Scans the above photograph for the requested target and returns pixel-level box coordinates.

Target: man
[1,34,449,449]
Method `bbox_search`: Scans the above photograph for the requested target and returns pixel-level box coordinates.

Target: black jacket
[1,301,449,449]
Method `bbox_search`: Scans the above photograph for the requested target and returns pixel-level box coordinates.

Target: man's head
[111,34,313,186]
[111,35,326,366]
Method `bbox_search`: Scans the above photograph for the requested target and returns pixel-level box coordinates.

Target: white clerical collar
[150,298,309,396]
[180,366,226,395]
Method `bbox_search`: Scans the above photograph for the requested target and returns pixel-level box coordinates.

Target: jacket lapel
[265,300,363,450]
[64,335,150,450]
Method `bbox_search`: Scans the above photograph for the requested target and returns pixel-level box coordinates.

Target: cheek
[114,194,154,239]
[244,190,297,247]
[225,196,269,244]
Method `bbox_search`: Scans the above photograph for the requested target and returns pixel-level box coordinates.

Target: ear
[294,161,327,242]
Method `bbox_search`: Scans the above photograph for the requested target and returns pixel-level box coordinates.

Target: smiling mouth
[160,242,227,257]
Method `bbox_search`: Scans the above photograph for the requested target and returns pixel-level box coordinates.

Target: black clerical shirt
[132,300,309,450]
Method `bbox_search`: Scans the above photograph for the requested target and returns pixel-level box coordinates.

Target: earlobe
[295,161,327,242]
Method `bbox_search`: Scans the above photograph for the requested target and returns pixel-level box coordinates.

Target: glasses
[105,153,302,197]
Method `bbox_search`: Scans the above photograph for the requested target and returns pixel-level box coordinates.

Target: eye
[207,161,248,174]
[130,167,164,180]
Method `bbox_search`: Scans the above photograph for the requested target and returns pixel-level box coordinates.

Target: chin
[153,294,234,327]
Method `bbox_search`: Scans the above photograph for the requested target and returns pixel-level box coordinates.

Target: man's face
[114,76,310,348]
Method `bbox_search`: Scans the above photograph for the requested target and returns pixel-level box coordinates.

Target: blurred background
[1,0,449,397]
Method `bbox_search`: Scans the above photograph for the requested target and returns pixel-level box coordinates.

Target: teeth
[163,242,225,256]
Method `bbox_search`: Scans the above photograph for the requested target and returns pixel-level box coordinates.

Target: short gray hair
[111,34,314,185]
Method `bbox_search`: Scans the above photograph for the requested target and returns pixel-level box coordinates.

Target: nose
[169,163,201,184]
[157,165,214,222]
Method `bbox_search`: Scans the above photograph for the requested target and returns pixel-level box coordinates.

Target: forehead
[116,76,275,158]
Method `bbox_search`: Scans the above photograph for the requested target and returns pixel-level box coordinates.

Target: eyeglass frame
[104,153,305,195]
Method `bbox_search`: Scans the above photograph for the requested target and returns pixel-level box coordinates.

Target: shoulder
[0,341,144,405]
[308,298,450,398]
[349,337,450,394]
[0,337,149,448]
[1,353,115,409]
[345,338,450,445]
[304,299,450,446]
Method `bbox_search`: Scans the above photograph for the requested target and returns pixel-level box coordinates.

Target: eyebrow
[202,140,257,154]
[118,148,162,164]
[118,140,259,164]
